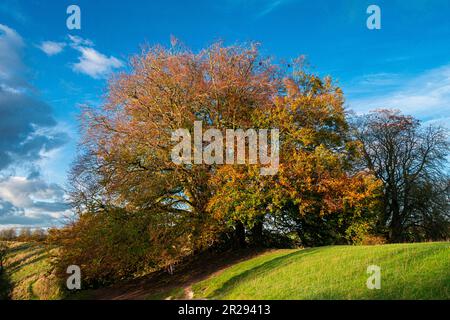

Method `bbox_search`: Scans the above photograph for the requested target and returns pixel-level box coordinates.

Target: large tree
[60,42,383,284]
[356,109,449,242]
[62,42,281,283]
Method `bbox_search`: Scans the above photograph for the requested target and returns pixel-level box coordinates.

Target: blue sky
[0,0,449,228]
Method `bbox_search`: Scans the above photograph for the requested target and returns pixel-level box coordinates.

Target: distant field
[0,242,63,300]
[191,242,450,300]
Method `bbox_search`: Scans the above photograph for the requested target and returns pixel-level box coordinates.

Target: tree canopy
[52,41,449,286]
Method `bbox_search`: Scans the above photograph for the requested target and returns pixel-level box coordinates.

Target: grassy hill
[1,241,448,300]
[0,242,63,300]
[190,242,449,300]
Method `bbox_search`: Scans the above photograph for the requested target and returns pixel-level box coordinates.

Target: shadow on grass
[207,248,320,299]
[83,248,269,300]
[0,270,12,300]
[8,253,49,275]
[7,248,48,271]
[205,244,449,300]
[6,243,35,255]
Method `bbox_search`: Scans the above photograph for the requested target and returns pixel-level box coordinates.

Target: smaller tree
[407,178,450,241]
[355,109,449,242]
[31,228,47,242]
[0,229,16,241]
[18,228,32,242]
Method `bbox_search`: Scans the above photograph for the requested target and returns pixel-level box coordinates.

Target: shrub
[360,235,387,245]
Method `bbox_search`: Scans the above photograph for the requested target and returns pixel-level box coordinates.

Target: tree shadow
[208,248,321,299]
[79,248,268,300]
[7,248,48,272]
[6,243,35,255]
[8,253,49,274]
[0,270,12,300]
[206,245,449,300]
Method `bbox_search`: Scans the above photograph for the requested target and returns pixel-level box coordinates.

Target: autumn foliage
[51,41,448,287]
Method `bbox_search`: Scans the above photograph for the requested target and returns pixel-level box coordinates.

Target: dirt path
[183,287,194,300]
[85,248,266,300]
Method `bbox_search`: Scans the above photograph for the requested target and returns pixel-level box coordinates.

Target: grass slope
[0,242,63,300]
[1,241,448,300]
[192,242,450,300]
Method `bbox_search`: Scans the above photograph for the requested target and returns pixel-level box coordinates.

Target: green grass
[0,242,64,300]
[2,241,448,300]
[192,242,450,300]
[146,287,186,300]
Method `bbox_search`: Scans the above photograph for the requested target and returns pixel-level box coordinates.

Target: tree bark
[389,199,403,242]
[251,220,264,246]
[234,221,246,248]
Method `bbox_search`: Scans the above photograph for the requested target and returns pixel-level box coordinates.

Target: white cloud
[0,24,70,228]
[38,41,66,56]
[63,35,123,79]
[0,175,70,229]
[0,25,69,171]
[0,24,26,88]
[0,176,67,213]
[68,34,94,47]
[72,46,123,79]
[37,35,123,79]
[347,64,450,124]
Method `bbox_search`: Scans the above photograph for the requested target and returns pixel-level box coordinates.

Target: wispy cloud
[257,0,284,17]
[352,73,402,87]
[0,1,27,24]
[68,35,94,47]
[347,64,450,125]
[38,41,66,56]
[221,0,291,18]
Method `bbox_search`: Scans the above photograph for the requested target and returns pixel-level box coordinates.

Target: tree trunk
[234,221,246,248]
[251,220,264,246]
[389,199,403,242]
